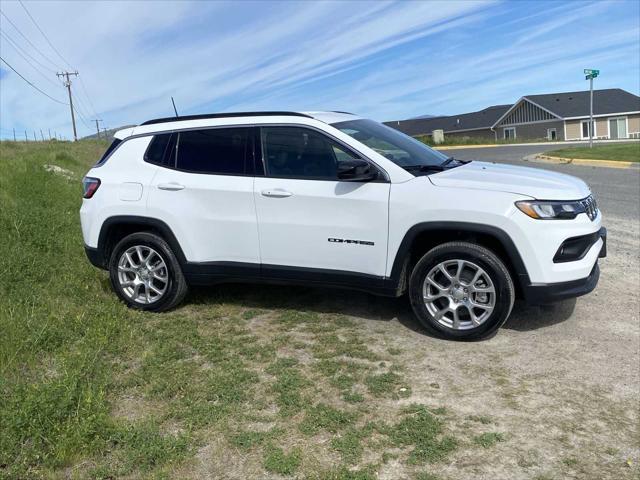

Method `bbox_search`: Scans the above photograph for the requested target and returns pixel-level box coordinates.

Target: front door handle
[261,189,292,198]
[158,182,185,191]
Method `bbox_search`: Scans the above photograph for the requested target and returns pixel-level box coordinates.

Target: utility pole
[93,119,103,138]
[57,71,79,141]
[25,130,28,141]
[13,128,16,141]
[48,129,51,140]
[584,69,599,148]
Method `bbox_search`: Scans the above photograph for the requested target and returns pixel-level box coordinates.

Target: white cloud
[0,0,638,138]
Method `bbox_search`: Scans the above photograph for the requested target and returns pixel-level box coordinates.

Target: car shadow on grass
[184,283,578,338]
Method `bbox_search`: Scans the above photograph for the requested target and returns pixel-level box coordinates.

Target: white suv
[80,111,606,340]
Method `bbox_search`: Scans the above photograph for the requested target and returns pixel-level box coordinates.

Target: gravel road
[370,144,640,479]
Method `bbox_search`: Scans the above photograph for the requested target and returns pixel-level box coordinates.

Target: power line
[73,103,93,131]
[0,30,60,88]
[72,91,94,121]
[0,56,68,105]
[0,9,59,71]
[18,0,73,70]
[7,3,101,125]
[78,75,99,117]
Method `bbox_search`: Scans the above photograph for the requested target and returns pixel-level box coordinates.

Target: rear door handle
[158,182,185,191]
[261,189,292,198]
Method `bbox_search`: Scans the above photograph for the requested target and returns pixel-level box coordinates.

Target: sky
[0,0,639,140]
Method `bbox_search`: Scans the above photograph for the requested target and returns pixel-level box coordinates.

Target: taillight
[82,177,101,198]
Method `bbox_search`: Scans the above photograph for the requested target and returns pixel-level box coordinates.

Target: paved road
[439,144,640,224]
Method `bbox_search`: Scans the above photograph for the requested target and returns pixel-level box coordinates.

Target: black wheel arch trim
[94,215,188,268]
[389,221,531,289]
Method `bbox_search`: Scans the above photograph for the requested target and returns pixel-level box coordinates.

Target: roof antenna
[171,97,179,117]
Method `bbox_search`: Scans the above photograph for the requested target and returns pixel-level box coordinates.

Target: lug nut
[463,297,468,301]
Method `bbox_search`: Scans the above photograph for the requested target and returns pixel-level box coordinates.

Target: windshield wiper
[402,164,446,172]
[441,156,471,166]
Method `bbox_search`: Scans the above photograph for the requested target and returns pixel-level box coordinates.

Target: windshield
[332,118,449,168]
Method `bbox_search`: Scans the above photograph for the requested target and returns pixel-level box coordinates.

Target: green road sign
[584,69,600,76]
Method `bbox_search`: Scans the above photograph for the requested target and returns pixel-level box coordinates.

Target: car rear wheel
[109,232,188,311]
[409,241,515,340]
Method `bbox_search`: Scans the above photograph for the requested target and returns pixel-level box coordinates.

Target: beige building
[494,89,640,141]
[387,88,640,142]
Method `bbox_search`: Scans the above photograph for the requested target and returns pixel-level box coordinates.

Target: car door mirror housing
[337,158,378,182]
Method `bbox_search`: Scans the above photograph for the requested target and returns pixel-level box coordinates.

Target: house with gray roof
[386,88,640,142]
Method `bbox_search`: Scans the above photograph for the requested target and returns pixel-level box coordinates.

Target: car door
[146,127,260,266]
[254,125,390,278]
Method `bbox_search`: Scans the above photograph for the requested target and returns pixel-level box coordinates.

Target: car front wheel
[408,241,515,340]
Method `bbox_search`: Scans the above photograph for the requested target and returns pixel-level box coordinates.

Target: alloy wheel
[117,245,169,304]
[422,259,496,330]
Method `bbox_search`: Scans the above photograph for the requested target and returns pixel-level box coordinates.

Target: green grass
[0,140,504,478]
[415,135,562,147]
[472,432,505,448]
[365,371,411,398]
[546,143,640,162]
[263,445,302,475]
[299,403,358,435]
[382,405,457,464]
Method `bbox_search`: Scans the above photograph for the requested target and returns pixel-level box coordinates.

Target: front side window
[332,118,449,168]
[261,127,358,180]
[176,127,250,174]
[504,127,516,139]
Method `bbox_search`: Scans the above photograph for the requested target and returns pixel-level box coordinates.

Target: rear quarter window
[94,138,122,167]
[144,133,176,167]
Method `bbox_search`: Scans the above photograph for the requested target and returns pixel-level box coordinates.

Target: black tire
[108,232,188,312]
[408,241,515,340]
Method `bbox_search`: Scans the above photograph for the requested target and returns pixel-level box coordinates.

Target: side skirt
[183,261,401,297]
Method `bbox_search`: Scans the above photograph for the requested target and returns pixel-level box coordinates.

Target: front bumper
[522,227,606,304]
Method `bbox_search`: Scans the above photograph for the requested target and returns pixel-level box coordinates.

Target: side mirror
[337,158,378,182]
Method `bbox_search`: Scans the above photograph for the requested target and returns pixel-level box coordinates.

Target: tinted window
[176,128,250,174]
[262,127,357,180]
[144,133,174,167]
[333,119,449,168]
[94,138,122,167]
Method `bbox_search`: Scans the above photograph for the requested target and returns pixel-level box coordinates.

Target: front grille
[581,195,598,221]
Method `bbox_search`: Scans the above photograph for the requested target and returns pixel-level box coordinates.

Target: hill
[83,125,136,141]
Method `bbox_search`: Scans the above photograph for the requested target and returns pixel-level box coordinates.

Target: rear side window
[94,138,122,167]
[144,133,175,167]
[176,128,250,175]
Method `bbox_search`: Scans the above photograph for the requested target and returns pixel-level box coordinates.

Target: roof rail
[140,111,312,126]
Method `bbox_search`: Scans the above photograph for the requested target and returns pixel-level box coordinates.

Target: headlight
[515,195,598,220]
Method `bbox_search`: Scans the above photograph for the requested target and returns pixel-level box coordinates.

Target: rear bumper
[84,245,107,270]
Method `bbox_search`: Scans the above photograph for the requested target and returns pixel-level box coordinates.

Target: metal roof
[384,104,511,136]
[523,88,640,118]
